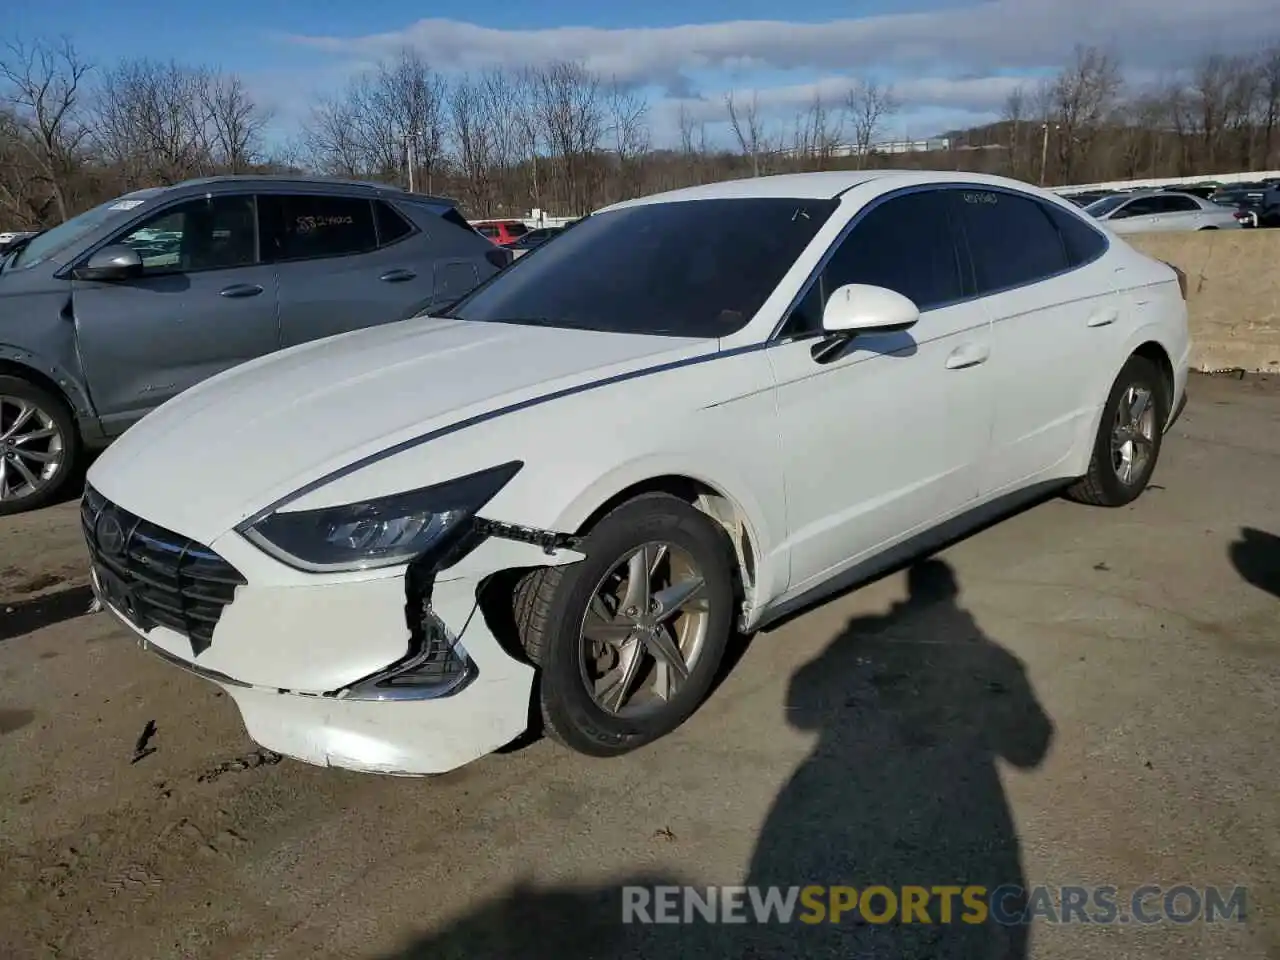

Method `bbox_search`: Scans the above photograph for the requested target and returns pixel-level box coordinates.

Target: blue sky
[9,0,1277,148]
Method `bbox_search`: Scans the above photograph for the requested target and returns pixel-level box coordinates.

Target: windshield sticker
[109,200,146,211]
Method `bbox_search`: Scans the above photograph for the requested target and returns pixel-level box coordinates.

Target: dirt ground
[1,372,1277,960]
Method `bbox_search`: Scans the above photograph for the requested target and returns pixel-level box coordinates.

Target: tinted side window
[823,190,965,311]
[1117,196,1161,217]
[1162,195,1200,213]
[261,195,377,262]
[953,189,1068,293]
[1042,203,1107,267]
[374,201,413,245]
[115,195,257,274]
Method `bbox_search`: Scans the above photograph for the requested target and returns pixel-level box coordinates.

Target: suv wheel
[0,375,79,516]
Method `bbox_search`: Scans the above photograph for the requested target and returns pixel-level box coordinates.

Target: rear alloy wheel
[513,493,736,757]
[1066,356,1166,507]
[0,376,78,516]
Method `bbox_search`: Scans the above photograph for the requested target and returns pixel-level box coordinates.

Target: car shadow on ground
[378,558,1054,960]
[1228,527,1280,599]
[0,583,95,642]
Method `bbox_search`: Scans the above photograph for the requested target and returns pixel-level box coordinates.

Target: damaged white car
[83,170,1190,775]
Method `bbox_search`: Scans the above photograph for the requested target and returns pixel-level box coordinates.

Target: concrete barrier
[1127,229,1280,373]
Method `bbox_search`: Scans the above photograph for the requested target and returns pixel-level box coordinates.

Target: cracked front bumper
[93,517,583,776]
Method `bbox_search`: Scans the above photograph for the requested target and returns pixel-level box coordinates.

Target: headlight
[239,461,522,573]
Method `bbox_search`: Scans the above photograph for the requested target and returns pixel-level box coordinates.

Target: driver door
[70,194,279,436]
[768,189,995,598]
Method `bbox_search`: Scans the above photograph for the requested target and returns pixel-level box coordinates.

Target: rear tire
[513,493,736,758]
[0,375,79,516]
[1066,356,1167,507]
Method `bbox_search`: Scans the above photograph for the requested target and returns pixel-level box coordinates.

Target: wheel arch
[0,350,95,428]
[555,468,772,616]
[1130,339,1175,412]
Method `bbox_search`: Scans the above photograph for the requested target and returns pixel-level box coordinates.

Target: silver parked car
[1083,190,1241,233]
[0,176,509,515]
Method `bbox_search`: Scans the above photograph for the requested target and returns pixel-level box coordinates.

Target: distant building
[779,137,952,159]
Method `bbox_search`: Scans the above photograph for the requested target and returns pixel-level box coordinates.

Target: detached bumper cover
[92,511,584,776]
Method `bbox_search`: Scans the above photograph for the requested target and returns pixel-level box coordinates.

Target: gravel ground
[0,371,1277,960]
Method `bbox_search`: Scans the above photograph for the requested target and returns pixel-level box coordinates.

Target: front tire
[513,493,737,758]
[0,375,79,516]
[1066,356,1167,507]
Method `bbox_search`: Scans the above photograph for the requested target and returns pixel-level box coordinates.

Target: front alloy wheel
[513,493,737,757]
[579,542,713,718]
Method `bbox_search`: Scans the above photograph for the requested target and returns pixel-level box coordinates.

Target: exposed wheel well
[1131,341,1174,412]
[574,475,758,610]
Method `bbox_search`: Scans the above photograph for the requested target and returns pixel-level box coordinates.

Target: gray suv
[0,175,508,515]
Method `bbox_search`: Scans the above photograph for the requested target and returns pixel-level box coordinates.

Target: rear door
[951,188,1116,494]
[1104,195,1164,233]
[1151,194,1204,230]
[70,193,279,435]
[262,192,440,348]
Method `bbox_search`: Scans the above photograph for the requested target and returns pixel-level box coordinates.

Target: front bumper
[87,499,584,776]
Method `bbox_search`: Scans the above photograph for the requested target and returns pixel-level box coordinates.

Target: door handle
[379,269,417,283]
[945,343,989,370]
[1087,309,1118,327]
[219,283,264,298]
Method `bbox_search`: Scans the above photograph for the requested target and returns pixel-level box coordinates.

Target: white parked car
[1083,190,1241,233]
[83,170,1191,776]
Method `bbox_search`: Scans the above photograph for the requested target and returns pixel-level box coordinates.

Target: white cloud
[284,0,1277,89]
[273,1,1279,143]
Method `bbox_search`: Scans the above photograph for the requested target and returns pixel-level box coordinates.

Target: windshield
[9,190,160,270]
[1083,195,1130,218]
[445,197,838,337]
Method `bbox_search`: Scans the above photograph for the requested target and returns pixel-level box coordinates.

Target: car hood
[87,316,710,544]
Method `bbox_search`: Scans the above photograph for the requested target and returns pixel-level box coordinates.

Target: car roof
[158,175,455,205]
[595,169,1071,212]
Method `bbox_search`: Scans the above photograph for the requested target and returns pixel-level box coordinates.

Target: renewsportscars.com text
[621,884,1247,926]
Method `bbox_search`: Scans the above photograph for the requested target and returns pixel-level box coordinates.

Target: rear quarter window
[1041,202,1108,268]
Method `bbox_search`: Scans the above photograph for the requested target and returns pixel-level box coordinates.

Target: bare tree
[1259,45,1280,167]
[1048,45,1124,183]
[844,78,899,168]
[1001,84,1028,178]
[448,74,499,214]
[0,36,92,221]
[302,49,446,189]
[605,80,649,200]
[793,93,843,170]
[95,59,211,184]
[725,90,767,176]
[531,61,603,214]
[203,72,270,172]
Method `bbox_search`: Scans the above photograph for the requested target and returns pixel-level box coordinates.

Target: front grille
[81,484,246,652]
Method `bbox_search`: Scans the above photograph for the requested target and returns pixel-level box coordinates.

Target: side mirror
[74,245,143,282]
[812,283,919,364]
[821,283,920,335]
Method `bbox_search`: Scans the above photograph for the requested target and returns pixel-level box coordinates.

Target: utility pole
[404,131,417,193]
[1039,122,1058,186]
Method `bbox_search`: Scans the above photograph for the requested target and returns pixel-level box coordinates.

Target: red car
[471,219,530,245]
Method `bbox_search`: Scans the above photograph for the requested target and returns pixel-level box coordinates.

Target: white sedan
[1083,189,1241,233]
[83,170,1191,776]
